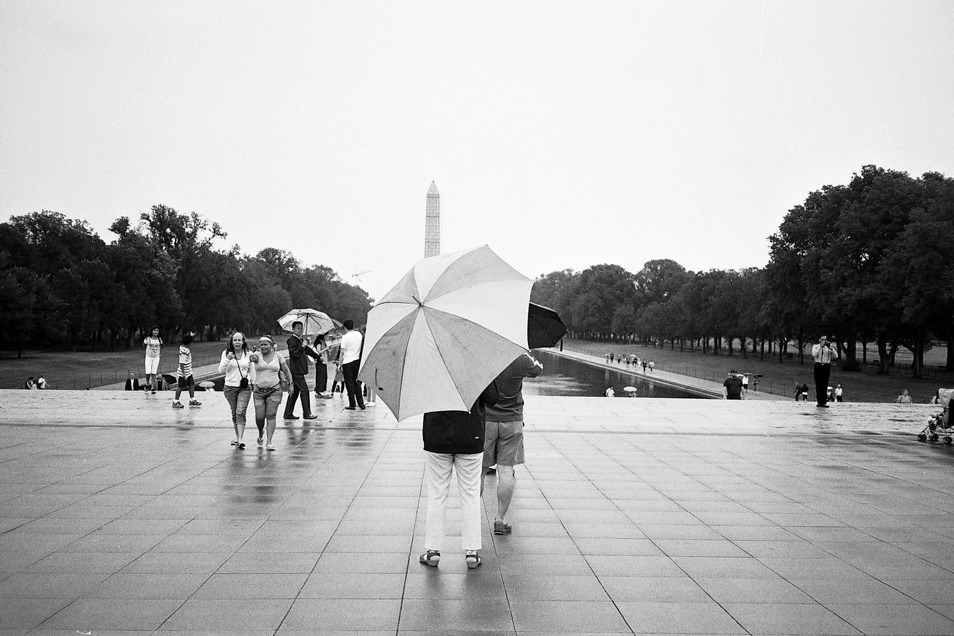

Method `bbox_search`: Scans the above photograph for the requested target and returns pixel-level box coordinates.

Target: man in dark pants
[284,321,320,420]
[337,319,365,410]
[811,336,838,408]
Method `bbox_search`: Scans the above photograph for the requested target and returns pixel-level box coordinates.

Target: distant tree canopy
[0,205,371,354]
[530,166,954,378]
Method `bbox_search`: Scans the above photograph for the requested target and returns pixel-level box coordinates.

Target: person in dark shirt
[418,382,499,571]
[481,353,543,536]
[723,370,744,400]
[284,321,320,420]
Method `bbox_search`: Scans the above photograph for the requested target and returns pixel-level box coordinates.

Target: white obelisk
[424,181,440,258]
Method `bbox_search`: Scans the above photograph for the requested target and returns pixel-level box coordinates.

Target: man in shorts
[481,352,543,535]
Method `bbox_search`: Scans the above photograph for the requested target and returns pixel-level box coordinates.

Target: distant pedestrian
[143,326,162,394]
[723,370,744,400]
[419,382,499,570]
[834,384,844,402]
[741,374,749,394]
[811,336,837,408]
[642,360,648,372]
[800,383,809,401]
[219,331,252,448]
[336,320,365,410]
[794,384,801,400]
[604,386,615,397]
[124,372,140,391]
[312,335,333,399]
[895,389,913,405]
[24,376,36,390]
[172,333,200,409]
[35,376,47,389]
[648,360,655,372]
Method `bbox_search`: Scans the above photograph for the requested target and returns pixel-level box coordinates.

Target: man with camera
[811,336,838,408]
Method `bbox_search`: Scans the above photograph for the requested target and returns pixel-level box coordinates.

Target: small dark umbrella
[527,302,566,349]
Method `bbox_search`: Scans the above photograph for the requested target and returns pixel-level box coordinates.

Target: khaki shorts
[483,420,525,468]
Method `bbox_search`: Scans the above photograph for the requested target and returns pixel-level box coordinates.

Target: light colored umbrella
[358,245,532,421]
[276,308,338,336]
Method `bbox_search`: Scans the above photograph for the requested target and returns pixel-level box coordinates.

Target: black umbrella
[527,302,566,349]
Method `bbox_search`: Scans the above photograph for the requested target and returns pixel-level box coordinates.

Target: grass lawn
[0,338,277,390]
[562,339,953,404]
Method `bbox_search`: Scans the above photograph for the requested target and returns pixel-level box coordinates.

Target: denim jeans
[223,385,251,426]
[253,386,282,425]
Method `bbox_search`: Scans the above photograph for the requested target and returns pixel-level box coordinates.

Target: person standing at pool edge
[723,370,744,400]
[811,336,838,408]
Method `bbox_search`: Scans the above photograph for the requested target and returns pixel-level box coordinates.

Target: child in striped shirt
[173,333,201,408]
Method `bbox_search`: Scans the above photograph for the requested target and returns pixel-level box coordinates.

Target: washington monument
[424,180,440,257]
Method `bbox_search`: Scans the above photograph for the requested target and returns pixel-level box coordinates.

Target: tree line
[0,204,371,355]
[530,166,954,379]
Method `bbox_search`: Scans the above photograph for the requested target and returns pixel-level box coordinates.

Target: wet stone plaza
[2,386,954,635]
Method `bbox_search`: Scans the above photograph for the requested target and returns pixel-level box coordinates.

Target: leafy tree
[567,264,635,339]
[0,253,45,356]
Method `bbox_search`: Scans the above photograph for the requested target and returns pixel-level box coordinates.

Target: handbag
[238,356,249,389]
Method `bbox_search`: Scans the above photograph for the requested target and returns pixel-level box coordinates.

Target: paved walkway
[2,389,954,635]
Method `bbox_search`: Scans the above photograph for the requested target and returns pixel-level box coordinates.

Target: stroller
[917,388,954,443]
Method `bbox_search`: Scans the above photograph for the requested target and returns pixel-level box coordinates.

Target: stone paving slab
[2,389,954,635]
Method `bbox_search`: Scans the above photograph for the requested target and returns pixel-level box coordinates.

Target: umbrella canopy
[358,245,532,421]
[527,302,567,349]
[277,308,339,336]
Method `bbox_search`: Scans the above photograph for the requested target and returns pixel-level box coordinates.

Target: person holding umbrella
[418,381,499,570]
[284,321,320,421]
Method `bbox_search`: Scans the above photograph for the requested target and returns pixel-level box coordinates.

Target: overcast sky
[2,1,953,301]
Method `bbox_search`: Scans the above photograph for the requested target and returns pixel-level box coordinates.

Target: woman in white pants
[419,382,498,570]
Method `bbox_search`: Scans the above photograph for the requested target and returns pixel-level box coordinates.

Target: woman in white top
[249,335,292,451]
[218,331,252,449]
[143,326,162,394]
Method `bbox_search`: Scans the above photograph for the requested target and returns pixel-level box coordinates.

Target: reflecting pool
[524,350,704,399]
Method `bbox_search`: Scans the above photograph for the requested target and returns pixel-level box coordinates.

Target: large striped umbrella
[358,245,531,422]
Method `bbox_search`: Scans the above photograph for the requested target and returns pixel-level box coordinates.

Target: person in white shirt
[218,331,252,448]
[336,319,365,410]
[810,336,838,408]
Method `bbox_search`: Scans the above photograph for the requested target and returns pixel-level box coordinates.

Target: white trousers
[423,451,483,552]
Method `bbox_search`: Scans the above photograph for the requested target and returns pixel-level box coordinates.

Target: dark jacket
[422,382,499,454]
[286,335,320,376]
